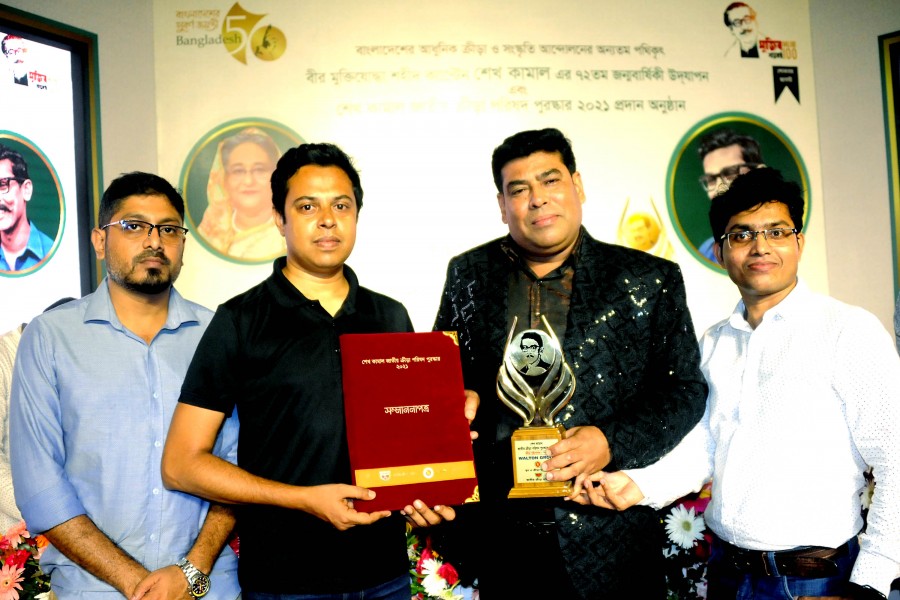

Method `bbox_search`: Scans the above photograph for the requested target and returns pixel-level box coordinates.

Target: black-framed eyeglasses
[100,219,189,243]
[698,163,759,194]
[720,228,798,249]
[0,177,25,194]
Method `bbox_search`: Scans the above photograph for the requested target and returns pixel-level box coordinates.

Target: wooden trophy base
[508,424,573,498]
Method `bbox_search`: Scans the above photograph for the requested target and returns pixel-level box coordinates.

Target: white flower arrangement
[665,504,706,550]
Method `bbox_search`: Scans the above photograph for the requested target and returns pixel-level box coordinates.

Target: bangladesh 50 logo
[222,2,286,64]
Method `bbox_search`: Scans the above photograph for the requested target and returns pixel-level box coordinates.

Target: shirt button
[152,392,159,399]
[152,488,160,495]
[154,440,162,448]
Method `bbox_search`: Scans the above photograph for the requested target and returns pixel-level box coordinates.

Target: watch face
[190,574,211,598]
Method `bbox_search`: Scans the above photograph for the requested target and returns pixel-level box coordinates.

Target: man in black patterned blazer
[433,128,707,599]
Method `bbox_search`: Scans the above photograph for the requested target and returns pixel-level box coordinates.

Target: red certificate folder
[340,331,479,512]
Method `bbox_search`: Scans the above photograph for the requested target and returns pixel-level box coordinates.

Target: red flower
[416,546,434,574]
[679,495,710,514]
[694,533,713,560]
[4,551,29,570]
[437,562,459,587]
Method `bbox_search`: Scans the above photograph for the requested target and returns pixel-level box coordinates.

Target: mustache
[134,249,170,265]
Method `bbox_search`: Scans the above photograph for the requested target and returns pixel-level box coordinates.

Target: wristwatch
[176,557,211,598]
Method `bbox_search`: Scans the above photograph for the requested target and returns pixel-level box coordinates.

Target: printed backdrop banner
[0,30,82,334]
[153,0,824,334]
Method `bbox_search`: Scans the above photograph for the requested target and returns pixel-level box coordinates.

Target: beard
[107,248,181,295]
[115,272,172,295]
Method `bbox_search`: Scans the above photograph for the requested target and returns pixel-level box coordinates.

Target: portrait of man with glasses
[517,331,553,377]
[723,2,761,58]
[695,129,766,262]
[0,143,54,272]
[1,34,29,85]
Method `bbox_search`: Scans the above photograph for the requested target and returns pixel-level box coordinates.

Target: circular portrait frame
[0,131,64,277]
[665,112,810,271]
[180,118,304,265]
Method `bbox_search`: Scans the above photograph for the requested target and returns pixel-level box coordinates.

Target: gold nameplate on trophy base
[508,424,573,498]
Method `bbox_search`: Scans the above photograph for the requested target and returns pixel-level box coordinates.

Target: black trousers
[476,518,579,599]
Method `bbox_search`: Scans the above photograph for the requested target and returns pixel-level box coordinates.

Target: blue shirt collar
[84,278,201,333]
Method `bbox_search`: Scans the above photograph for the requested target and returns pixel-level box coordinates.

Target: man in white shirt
[572,168,900,600]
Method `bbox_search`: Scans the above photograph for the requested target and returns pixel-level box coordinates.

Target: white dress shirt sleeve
[837,308,900,595]
[624,402,715,509]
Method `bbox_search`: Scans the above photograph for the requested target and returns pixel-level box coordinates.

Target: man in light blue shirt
[10,172,240,599]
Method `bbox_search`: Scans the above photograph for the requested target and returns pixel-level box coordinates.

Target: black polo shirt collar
[264,256,360,317]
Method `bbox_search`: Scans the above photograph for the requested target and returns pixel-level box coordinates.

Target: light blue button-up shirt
[10,280,240,598]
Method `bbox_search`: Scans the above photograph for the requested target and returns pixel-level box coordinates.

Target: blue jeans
[707,537,859,599]
[243,574,410,600]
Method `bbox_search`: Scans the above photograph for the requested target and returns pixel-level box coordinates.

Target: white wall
[6,0,900,330]
[810,1,900,330]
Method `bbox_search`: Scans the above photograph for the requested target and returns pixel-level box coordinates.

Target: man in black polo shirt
[162,143,463,599]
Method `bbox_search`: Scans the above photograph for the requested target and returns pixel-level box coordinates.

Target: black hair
[0,144,29,180]
[270,143,363,220]
[1,35,23,56]
[723,2,756,27]
[99,172,185,226]
[520,331,544,348]
[709,168,804,247]
[491,128,577,193]
[697,128,763,164]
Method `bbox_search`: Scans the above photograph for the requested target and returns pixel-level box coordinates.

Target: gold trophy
[497,316,576,498]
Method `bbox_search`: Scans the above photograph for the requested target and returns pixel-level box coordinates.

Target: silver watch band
[176,557,210,598]
[177,557,205,578]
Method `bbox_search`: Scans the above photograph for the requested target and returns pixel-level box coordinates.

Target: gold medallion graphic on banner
[251,25,286,61]
[497,316,576,498]
[617,196,675,260]
[223,3,286,64]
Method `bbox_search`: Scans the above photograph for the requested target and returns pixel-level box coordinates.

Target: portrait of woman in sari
[197,127,285,260]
